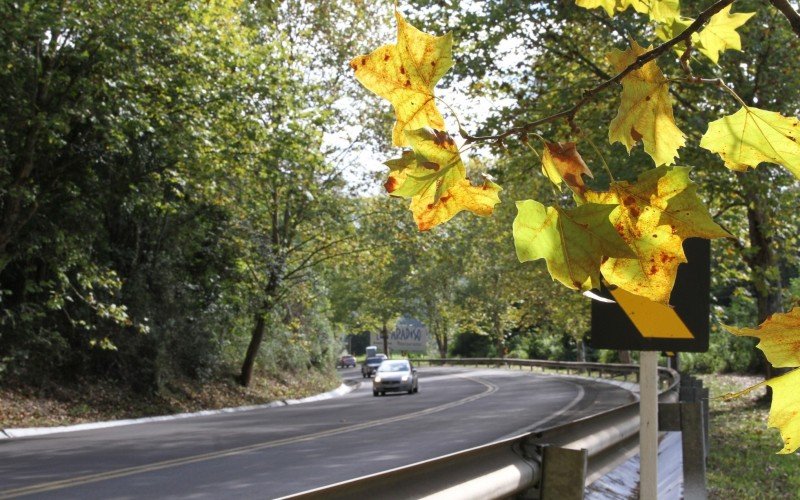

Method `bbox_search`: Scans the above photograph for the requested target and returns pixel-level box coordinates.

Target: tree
[351,0,800,453]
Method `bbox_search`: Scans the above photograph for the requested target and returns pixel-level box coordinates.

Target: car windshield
[378,361,410,372]
[366,357,383,364]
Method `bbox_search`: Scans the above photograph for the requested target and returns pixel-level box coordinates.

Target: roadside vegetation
[703,375,800,499]
[1,4,799,491]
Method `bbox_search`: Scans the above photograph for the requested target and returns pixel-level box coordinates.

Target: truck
[365,345,377,358]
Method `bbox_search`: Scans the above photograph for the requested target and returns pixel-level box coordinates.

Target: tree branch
[463,0,735,144]
[767,0,800,38]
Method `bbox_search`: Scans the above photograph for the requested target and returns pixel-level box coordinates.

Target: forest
[1,0,798,436]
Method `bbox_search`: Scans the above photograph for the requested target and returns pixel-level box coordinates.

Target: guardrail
[283,358,680,500]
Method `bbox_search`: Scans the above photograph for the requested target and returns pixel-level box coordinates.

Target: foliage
[722,307,800,453]
[351,0,800,454]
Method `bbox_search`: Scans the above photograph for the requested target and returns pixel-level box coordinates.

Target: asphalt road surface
[0,366,636,499]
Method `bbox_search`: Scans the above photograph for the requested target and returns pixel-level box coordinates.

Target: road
[0,366,636,499]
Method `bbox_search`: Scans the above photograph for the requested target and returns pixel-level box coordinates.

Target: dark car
[361,356,384,378]
[337,355,356,368]
[373,359,418,396]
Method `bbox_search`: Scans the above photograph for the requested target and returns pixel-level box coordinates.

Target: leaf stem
[583,134,615,182]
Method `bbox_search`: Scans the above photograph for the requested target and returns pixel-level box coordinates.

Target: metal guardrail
[283,358,679,500]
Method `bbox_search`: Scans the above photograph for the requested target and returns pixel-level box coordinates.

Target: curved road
[0,367,635,499]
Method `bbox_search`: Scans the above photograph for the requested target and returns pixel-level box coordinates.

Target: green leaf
[700,106,800,180]
[513,200,635,291]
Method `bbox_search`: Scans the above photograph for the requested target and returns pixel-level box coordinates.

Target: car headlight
[374,377,382,383]
[401,375,409,382]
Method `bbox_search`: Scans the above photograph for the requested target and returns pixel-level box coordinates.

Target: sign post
[589,239,712,499]
[639,351,659,500]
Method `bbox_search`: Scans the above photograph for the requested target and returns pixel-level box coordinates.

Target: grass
[701,374,800,499]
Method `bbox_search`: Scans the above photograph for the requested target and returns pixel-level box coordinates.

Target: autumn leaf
[383,127,501,230]
[655,7,754,64]
[694,6,755,63]
[607,40,685,167]
[723,307,800,453]
[700,106,800,180]
[585,166,728,302]
[541,142,593,197]
[411,177,502,231]
[576,0,678,23]
[350,11,453,147]
[384,128,464,201]
[513,200,635,291]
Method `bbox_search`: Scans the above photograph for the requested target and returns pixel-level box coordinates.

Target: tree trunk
[239,312,266,387]
[741,177,784,398]
[576,339,586,362]
[381,320,389,356]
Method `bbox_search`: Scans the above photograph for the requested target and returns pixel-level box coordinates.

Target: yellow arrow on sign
[609,287,694,339]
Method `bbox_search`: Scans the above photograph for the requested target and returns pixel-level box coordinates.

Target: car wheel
[373,390,378,396]
[414,385,418,393]
[407,388,413,394]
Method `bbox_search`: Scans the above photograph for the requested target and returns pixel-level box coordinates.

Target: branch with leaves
[350,0,800,453]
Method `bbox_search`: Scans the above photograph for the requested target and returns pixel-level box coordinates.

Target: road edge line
[1,381,359,440]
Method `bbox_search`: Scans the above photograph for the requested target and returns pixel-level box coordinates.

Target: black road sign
[588,238,710,352]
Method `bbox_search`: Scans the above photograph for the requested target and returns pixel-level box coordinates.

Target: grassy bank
[1,368,339,429]
[701,374,800,499]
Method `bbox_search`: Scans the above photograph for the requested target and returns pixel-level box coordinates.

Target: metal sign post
[639,351,659,500]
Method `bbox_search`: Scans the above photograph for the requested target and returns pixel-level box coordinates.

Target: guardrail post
[540,446,587,500]
[659,379,708,500]
[680,401,707,500]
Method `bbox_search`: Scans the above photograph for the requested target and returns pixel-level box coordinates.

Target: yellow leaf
[607,40,685,166]
[541,142,593,196]
[350,11,453,147]
[766,369,800,454]
[695,6,755,63]
[385,128,463,201]
[586,167,727,303]
[700,106,800,180]
[576,0,678,23]
[600,207,685,303]
[411,178,501,231]
[724,307,800,368]
[723,308,800,453]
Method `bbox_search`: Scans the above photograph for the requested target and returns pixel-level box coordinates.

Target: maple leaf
[383,127,501,230]
[723,307,800,453]
[350,11,453,147]
[576,0,678,23]
[513,200,635,291]
[700,106,800,180]
[655,7,754,64]
[384,128,464,201]
[411,177,502,231]
[585,166,729,303]
[694,6,755,63]
[607,40,686,167]
[541,142,594,197]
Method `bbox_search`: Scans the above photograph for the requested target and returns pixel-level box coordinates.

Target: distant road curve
[0,366,636,499]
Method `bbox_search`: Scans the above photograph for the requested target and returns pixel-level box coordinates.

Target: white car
[373,360,418,396]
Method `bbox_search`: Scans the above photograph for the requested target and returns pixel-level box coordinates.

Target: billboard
[370,317,429,353]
